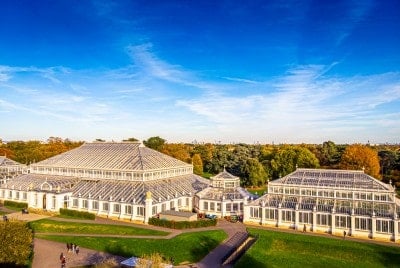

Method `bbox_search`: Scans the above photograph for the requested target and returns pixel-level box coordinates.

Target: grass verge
[235,228,400,268]
[30,219,169,236]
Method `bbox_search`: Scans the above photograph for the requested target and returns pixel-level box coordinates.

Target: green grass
[201,172,213,179]
[246,187,267,195]
[37,230,227,265]
[30,219,170,236]
[235,228,400,268]
[4,205,21,211]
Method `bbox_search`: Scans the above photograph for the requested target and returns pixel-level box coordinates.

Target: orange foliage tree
[339,144,381,179]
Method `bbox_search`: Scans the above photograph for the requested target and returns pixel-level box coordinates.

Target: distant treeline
[1,136,400,188]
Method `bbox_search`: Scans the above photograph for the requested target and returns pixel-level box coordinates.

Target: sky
[0,0,399,144]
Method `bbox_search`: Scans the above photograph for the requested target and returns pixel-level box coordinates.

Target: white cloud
[1,52,399,144]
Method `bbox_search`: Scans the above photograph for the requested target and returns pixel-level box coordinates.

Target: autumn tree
[161,143,191,163]
[339,144,381,179]
[0,146,14,159]
[192,153,203,175]
[0,221,33,266]
[143,136,166,151]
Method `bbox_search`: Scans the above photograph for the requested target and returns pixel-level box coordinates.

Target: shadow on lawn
[378,250,400,267]
[190,235,221,258]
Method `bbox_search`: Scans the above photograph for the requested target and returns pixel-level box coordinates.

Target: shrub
[4,200,28,209]
[59,208,95,220]
[148,218,217,229]
[0,221,33,266]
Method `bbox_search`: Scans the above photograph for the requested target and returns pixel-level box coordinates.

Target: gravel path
[32,238,126,268]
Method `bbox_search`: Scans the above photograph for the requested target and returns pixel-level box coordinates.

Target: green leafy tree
[241,158,268,187]
[123,137,139,142]
[267,145,320,179]
[340,144,381,179]
[143,136,166,151]
[0,221,33,266]
[318,141,341,167]
[192,153,203,175]
[193,143,215,172]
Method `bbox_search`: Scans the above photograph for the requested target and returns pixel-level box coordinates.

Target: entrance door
[42,194,47,210]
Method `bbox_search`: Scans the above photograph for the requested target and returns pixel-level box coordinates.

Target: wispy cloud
[1,47,399,143]
[222,77,259,84]
[177,64,400,142]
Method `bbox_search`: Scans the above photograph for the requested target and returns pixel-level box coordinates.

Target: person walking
[60,253,66,268]
[303,224,306,232]
[76,245,80,255]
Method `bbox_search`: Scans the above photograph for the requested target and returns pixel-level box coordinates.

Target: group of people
[59,243,80,267]
[66,242,80,254]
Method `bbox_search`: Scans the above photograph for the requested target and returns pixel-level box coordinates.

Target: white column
[221,197,226,218]
[393,215,398,242]
[277,203,282,227]
[261,202,265,225]
[371,212,376,239]
[312,206,317,232]
[295,204,299,230]
[108,201,113,218]
[144,191,153,224]
[331,208,336,235]
[350,209,355,236]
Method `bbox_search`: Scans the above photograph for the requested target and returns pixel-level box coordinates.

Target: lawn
[246,186,267,196]
[235,228,400,268]
[37,230,227,265]
[29,218,169,236]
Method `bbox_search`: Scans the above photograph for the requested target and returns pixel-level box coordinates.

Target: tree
[317,141,341,167]
[123,137,139,142]
[193,143,215,171]
[192,154,203,175]
[161,143,191,163]
[143,136,166,151]
[339,144,381,179]
[266,145,320,179]
[0,221,33,266]
[241,158,268,187]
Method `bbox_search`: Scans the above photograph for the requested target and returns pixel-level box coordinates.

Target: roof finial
[223,165,226,172]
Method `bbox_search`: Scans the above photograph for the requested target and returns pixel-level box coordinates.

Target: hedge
[148,218,217,229]
[59,208,96,220]
[4,200,28,209]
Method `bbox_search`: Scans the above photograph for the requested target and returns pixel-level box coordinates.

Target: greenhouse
[0,142,209,223]
[0,156,26,182]
[244,168,400,241]
[194,168,254,218]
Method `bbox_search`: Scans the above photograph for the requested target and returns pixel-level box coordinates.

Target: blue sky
[0,0,399,144]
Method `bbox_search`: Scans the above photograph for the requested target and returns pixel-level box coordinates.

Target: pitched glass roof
[272,168,391,191]
[0,156,24,167]
[31,142,191,171]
